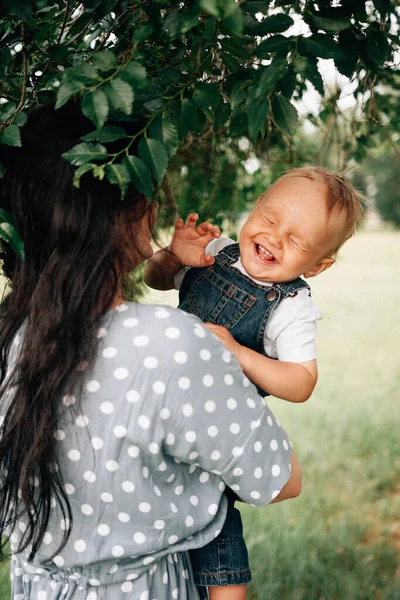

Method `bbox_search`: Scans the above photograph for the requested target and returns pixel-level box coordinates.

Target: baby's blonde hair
[278,166,364,255]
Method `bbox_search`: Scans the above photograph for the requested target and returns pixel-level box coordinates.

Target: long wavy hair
[0,102,152,561]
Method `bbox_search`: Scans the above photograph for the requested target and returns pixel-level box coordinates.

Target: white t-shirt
[174,237,322,363]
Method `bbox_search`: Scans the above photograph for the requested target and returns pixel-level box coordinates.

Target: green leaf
[55,78,86,109]
[132,24,154,43]
[255,35,295,57]
[82,126,127,143]
[257,14,294,34]
[230,111,248,136]
[176,99,197,138]
[0,124,21,147]
[193,82,221,110]
[230,82,246,112]
[92,51,116,72]
[199,0,219,18]
[219,38,250,60]
[105,78,134,115]
[81,90,109,128]
[93,165,106,180]
[62,143,107,166]
[255,60,287,99]
[223,5,244,35]
[247,94,269,140]
[139,138,169,183]
[304,59,324,95]
[121,61,147,88]
[0,219,24,260]
[123,156,153,199]
[73,163,96,188]
[271,95,298,137]
[14,112,27,127]
[65,64,99,85]
[242,1,271,15]
[149,116,179,159]
[214,103,231,129]
[298,34,345,60]
[222,53,240,73]
[309,15,351,33]
[106,163,131,198]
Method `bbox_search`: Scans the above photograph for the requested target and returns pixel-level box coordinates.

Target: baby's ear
[303,257,335,279]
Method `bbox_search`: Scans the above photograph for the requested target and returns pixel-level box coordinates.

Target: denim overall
[180,243,310,587]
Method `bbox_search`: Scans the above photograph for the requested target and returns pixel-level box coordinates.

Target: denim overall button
[266,289,277,301]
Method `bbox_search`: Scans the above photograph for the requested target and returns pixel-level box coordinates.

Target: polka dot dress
[8,303,293,599]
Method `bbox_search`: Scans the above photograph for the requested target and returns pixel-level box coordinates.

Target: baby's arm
[205,323,317,403]
[143,213,220,290]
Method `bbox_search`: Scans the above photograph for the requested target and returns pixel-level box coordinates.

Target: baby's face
[239,176,342,283]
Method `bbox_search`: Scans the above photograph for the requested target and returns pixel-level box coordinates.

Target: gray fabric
[7,303,293,599]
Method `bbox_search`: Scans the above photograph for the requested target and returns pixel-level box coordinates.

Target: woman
[0,102,301,599]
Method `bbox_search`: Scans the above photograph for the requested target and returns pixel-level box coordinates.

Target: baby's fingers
[174,217,184,230]
[184,213,199,228]
[196,222,220,237]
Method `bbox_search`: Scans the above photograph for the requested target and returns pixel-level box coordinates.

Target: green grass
[1,231,399,599]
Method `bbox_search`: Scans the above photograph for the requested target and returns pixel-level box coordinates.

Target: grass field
[0,231,399,599]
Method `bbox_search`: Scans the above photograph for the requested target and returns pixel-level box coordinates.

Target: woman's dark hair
[0,102,151,561]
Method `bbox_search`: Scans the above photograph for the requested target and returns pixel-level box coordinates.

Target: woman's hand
[169,213,220,268]
[204,323,244,363]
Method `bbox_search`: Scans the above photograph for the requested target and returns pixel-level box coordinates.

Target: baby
[144,166,363,600]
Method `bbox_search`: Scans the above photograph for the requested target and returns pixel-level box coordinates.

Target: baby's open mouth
[256,244,276,263]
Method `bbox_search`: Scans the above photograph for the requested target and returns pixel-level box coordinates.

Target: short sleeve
[265,288,322,363]
[161,312,293,505]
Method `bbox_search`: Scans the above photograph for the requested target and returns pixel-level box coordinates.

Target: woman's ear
[303,257,335,279]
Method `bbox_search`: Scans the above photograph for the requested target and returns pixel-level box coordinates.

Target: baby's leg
[209,584,247,600]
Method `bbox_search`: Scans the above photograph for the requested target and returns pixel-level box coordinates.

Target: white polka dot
[232,446,244,457]
[60,518,70,530]
[168,535,178,545]
[178,377,190,390]
[101,492,113,503]
[254,467,262,479]
[166,433,175,445]
[194,324,206,337]
[267,416,273,426]
[185,516,194,527]
[97,524,110,536]
[170,502,178,513]
[109,564,118,574]
[271,464,281,477]
[160,408,170,420]
[219,481,226,492]
[199,472,209,483]
[74,540,86,552]
[87,380,100,392]
[140,592,149,600]
[270,439,278,451]
[105,461,118,472]
[121,581,133,593]
[112,545,124,557]
[142,467,149,478]
[251,491,261,499]
[63,395,75,406]
[188,451,198,460]
[103,346,117,358]
[182,569,189,579]
[204,400,216,412]
[165,327,180,339]
[154,519,165,530]
[207,426,218,437]
[100,401,114,414]
[134,532,146,544]
[230,423,240,434]
[251,419,261,429]
[126,390,140,403]
[185,431,196,442]
[175,485,184,496]
[254,441,262,452]
[155,309,170,319]
[200,349,211,361]
[210,450,220,460]
[115,303,128,311]
[231,484,240,492]
[81,504,93,515]
[153,381,166,394]
[208,503,218,515]
[143,356,158,369]
[243,376,250,387]
[139,502,151,513]
[167,473,175,482]
[138,415,150,429]
[87,592,98,600]
[149,442,159,454]
[38,592,47,600]
[97,327,107,338]
[118,512,130,523]
[233,468,243,476]
[246,397,256,409]
[91,437,103,450]
[83,470,96,483]
[189,463,197,474]
[283,439,289,450]
[172,588,178,598]
[65,484,75,495]
[189,496,198,508]
[43,532,52,544]
[227,397,237,410]
[224,374,234,385]
[174,351,188,364]
[182,403,193,417]
[53,555,64,567]
[271,490,280,500]
[114,367,129,380]
[128,445,140,458]
[122,481,135,493]
[113,425,127,438]
[203,374,214,387]
[133,335,149,347]
[54,430,65,441]
[123,318,138,328]
[68,449,80,461]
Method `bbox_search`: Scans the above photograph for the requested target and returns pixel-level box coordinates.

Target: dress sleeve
[162,312,293,505]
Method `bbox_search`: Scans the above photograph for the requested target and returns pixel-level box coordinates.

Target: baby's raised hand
[170,213,220,267]
[204,323,244,363]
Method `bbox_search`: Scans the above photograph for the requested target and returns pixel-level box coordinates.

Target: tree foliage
[0,0,399,248]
